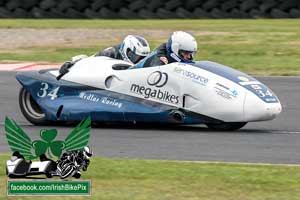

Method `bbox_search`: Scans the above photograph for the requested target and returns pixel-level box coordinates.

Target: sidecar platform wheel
[19,87,49,125]
[206,122,247,131]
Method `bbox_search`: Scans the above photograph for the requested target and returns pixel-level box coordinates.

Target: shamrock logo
[5,117,91,160]
[32,129,65,158]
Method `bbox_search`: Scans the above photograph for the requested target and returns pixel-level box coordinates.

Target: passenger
[134,31,197,69]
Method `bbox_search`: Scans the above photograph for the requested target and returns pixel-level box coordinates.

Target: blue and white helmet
[83,146,93,159]
[166,31,197,63]
[119,35,150,64]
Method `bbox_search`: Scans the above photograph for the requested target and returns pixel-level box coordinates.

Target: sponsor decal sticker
[79,92,123,108]
[238,76,250,82]
[130,71,179,105]
[214,83,238,99]
[251,84,262,90]
[173,67,208,86]
[147,71,168,88]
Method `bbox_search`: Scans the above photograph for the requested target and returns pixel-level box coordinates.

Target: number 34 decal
[37,82,60,100]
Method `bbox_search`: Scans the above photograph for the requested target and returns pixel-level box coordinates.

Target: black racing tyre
[147,0,164,12]
[175,7,195,18]
[138,9,158,18]
[129,0,147,11]
[228,8,242,18]
[31,7,51,18]
[185,0,204,11]
[109,0,125,11]
[65,8,87,18]
[206,122,247,131]
[46,172,53,178]
[164,0,182,11]
[13,8,31,18]
[99,7,119,18]
[290,8,300,18]
[57,0,73,12]
[21,0,39,9]
[270,8,291,18]
[119,8,138,19]
[84,8,102,18]
[156,8,178,18]
[249,8,270,18]
[73,172,81,179]
[91,0,110,11]
[19,87,49,125]
[0,7,13,18]
[49,8,68,18]
[193,7,211,18]
[229,8,245,18]
[202,0,220,11]
[221,0,238,11]
[278,0,298,11]
[240,0,258,12]
[71,0,90,11]
[0,0,5,6]
[6,0,21,11]
[210,8,229,18]
[39,0,56,10]
[259,0,278,12]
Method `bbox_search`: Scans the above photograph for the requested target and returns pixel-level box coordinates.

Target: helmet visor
[127,49,145,64]
[178,50,196,61]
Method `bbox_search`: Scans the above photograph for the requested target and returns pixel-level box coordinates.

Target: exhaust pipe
[169,110,185,123]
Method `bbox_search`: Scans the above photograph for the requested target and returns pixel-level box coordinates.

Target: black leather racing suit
[95,44,123,60]
[134,43,178,68]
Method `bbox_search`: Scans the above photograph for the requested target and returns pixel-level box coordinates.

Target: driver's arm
[95,47,118,58]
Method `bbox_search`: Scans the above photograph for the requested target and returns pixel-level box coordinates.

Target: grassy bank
[1,19,299,32]
[1,155,300,200]
[0,19,299,75]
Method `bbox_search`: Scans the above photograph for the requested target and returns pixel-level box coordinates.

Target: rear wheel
[206,122,247,131]
[19,87,49,125]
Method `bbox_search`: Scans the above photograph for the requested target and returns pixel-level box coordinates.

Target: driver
[59,35,150,75]
[95,35,151,64]
[133,31,197,68]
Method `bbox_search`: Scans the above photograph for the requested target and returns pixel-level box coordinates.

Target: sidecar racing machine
[16,56,282,131]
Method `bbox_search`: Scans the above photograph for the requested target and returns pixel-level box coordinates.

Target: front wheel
[19,87,49,125]
[205,122,247,131]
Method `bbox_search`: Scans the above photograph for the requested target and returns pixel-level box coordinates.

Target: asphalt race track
[0,72,299,164]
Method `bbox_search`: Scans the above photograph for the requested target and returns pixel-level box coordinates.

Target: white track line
[0,63,60,71]
[170,160,300,167]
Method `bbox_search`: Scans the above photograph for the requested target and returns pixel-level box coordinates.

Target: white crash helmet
[166,31,197,63]
[83,146,93,159]
[119,35,150,64]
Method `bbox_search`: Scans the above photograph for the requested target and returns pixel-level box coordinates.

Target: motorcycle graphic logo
[5,117,92,179]
[147,71,168,88]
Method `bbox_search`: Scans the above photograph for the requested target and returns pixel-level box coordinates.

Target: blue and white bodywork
[16,56,282,130]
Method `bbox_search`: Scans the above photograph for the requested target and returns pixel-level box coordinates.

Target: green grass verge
[1,19,300,32]
[0,19,300,75]
[1,154,300,200]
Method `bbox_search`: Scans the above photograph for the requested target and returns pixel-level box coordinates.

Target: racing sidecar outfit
[56,150,90,179]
